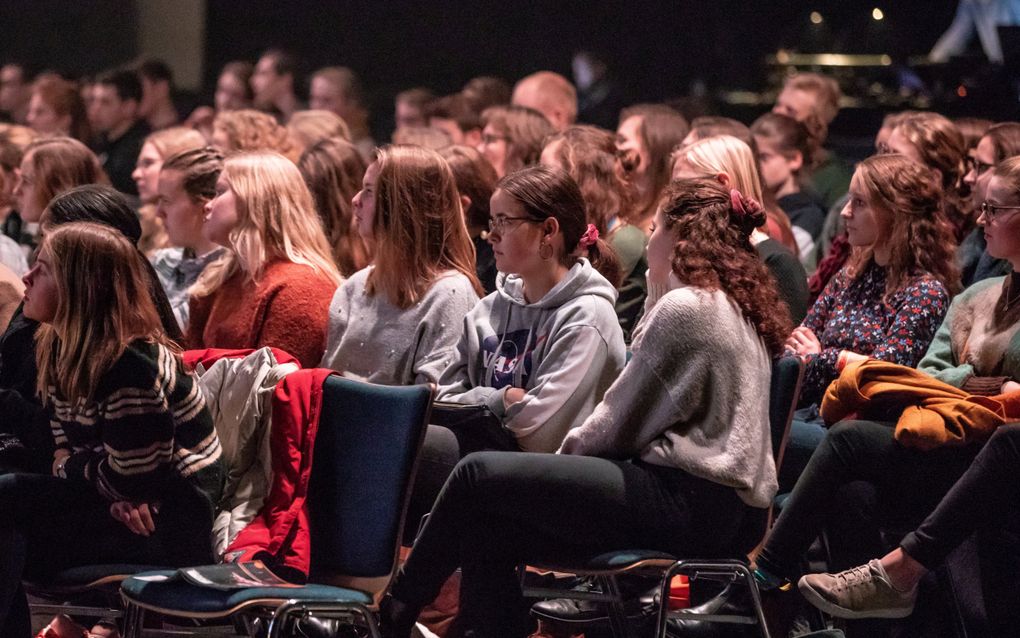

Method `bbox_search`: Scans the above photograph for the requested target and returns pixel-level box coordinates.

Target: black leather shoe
[531,589,656,631]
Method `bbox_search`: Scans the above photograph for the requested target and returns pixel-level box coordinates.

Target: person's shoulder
[102,340,178,394]
[263,261,338,293]
[152,247,185,269]
[427,270,481,299]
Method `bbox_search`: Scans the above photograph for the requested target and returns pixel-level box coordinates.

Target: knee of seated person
[449,451,517,491]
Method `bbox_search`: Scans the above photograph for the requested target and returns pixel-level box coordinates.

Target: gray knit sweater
[559,286,778,508]
[320,267,480,385]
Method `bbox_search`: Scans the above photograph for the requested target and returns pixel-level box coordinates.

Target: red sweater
[186,260,337,368]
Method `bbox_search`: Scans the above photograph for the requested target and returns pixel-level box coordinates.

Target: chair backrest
[768,356,805,475]
[306,375,433,599]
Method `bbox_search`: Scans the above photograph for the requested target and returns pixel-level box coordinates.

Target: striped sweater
[50,340,224,509]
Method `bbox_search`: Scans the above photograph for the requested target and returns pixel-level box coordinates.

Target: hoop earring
[539,240,553,261]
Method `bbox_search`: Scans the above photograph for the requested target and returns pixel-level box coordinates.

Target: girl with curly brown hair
[781,153,959,489]
[381,177,791,638]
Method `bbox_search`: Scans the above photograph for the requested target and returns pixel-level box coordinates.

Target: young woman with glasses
[959,121,1020,286]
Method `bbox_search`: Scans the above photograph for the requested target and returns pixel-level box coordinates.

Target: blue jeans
[778,405,828,492]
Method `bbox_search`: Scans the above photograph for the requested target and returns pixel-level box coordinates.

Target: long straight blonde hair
[36,222,174,404]
[673,135,765,202]
[191,151,342,297]
[366,145,483,308]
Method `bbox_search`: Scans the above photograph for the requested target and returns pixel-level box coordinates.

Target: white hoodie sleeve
[436,313,509,411]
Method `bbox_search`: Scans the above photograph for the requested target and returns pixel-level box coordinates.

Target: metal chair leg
[268,599,381,638]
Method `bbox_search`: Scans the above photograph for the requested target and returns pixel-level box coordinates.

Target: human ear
[716,172,731,187]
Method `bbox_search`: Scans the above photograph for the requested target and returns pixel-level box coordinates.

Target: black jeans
[0,473,215,637]
[900,423,1020,569]
[404,421,519,545]
[757,420,980,580]
[391,451,761,637]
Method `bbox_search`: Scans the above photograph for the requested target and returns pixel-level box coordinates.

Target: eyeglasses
[480,133,508,145]
[487,215,538,234]
[979,201,1020,222]
[967,156,995,176]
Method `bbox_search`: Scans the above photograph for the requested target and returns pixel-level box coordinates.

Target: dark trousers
[901,423,1020,569]
[404,422,519,545]
[0,473,214,637]
[757,420,980,580]
[391,451,761,637]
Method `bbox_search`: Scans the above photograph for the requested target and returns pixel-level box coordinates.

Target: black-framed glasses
[967,156,995,176]
[980,201,1020,221]
[487,215,538,234]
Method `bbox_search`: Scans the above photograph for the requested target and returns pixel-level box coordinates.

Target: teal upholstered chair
[528,356,805,638]
[118,373,434,638]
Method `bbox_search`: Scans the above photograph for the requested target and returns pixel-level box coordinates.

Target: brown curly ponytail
[660,178,792,356]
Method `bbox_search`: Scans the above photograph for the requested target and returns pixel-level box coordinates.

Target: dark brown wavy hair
[659,178,792,356]
[849,154,961,300]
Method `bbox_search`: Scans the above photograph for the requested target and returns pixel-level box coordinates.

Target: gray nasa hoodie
[437,258,626,452]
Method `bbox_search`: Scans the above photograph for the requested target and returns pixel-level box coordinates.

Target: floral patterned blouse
[794,259,951,405]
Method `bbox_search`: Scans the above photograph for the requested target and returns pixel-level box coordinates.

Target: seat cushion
[121,571,372,617]
[536,550,676,574]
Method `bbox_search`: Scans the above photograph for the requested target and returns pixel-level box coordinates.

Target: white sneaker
[798,560,918,619]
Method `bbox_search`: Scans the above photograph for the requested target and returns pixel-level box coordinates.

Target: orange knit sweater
[186,260,337,368]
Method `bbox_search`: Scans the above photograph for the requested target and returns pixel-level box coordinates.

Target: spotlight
[810,11,823,24]
[872,7,884,20]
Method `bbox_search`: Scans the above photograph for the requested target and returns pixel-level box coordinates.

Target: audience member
[886,111,970,241]
[136,58,180,130]
[615,104,689,232]
[320,144,482,385]
[309,66,375,160]
[151,147,226,331]
[461,76,512,115]
[250,48,304,123]
[512,71,577,132]
[215,61,254,113]
[394,87,433,131]
[0,221,223,638]
[210,108,296,160]
[541,125,643,338]
[297,136,370,276]
[390,125,451,149]
[26,75,91,142]
[752,112,826,266]
[14,137,107,227]
[0,128,36,245]
[382,178,790,637]
[89,69,150,196]
[781,154,959,489]
[439,145,499,293]
[673,135,810,323]
[287,109,351,153]
[433,165,625,457]
[427,94,482,146]
[0,184,182,476]
[477,104,554,178]
[131,126,207,205]
[0,63,34,124]
[958,121,1020,285]
[753,159,1020,613]
[773,72,852,209]
[681,115,799,253]
[186,151,341,367]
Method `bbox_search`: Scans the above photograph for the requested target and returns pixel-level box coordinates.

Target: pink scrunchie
[729,188,764,218]
[578,223,599,248]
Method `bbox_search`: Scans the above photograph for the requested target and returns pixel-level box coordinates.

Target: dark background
[0,1,973,139]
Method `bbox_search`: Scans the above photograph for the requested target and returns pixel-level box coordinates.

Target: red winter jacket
[223,367,334,581]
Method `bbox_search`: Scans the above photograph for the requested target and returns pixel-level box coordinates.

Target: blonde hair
[287,110,351,151]
[674,135,764,202]
[36,222,173,403]
[212,109,297,161]
[191,151,341,297]
[144,126,207,160]
[366,145,482,308]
